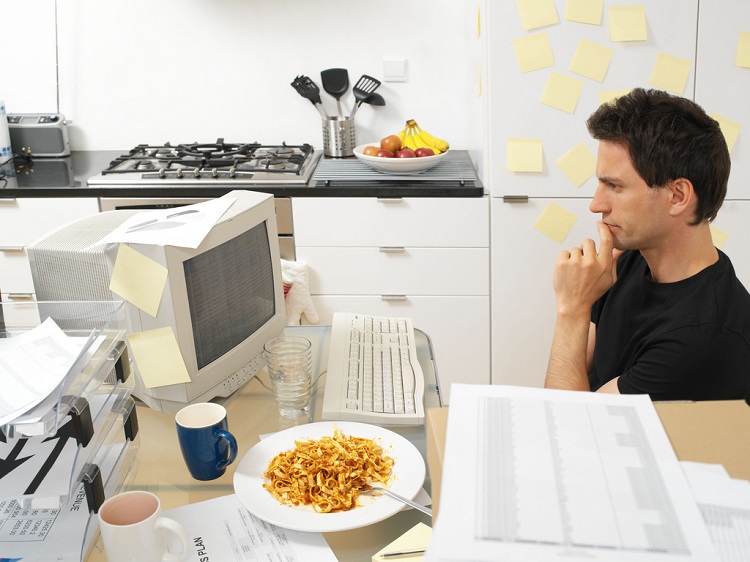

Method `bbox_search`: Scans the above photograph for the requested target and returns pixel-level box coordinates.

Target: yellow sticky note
[372,522,432,562]
[570,38,614,82]
[477,5,482,38]
[565,0,604,25]
[541,71,584,114]
[507,138,543,173]
[736,32,750,69]
[513,33,555,73]
[710,224,729,250]
[534,202,579,243]
[109,243,168,318]
[710,112,742,153]
[127,327,192,388]
[609,5,647,42]
[598,88,632,106]
[649,52,692,94]
[516,0,559,31]
[556,142,597,187]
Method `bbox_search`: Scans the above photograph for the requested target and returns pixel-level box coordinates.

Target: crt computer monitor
[27,189,287,413]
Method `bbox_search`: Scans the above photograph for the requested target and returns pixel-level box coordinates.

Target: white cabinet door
[0,198,99,296]
[491,198,598,388]
[310,295,491,402]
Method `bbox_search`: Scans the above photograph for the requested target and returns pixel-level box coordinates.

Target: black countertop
[0,150,485,198]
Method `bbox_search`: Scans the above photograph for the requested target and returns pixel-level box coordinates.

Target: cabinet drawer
[307,295,491,403]
[293,197,488,247]
[0,197,99,246]
[296,247,489,296]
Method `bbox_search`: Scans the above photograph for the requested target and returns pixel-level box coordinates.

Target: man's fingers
[596,220,613,254]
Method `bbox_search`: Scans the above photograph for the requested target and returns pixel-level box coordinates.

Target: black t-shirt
[590,249,750,401]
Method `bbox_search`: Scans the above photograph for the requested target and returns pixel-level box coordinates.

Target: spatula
[349,74,382,119]
[291,75,328,119]
[320,68,349,119]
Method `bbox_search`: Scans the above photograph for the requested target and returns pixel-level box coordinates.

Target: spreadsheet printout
[426,385,717,561]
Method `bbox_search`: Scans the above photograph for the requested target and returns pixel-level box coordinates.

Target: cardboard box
[426,400,750,520]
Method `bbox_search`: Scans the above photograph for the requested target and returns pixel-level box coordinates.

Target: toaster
[7,113,71,157]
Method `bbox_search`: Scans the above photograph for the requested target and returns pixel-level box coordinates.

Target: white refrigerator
[486,0,750,388]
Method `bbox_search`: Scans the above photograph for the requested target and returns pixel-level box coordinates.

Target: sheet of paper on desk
[426,384,717,561]
[163,494,338,561]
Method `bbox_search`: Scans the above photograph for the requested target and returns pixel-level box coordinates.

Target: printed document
[426,384,717,561]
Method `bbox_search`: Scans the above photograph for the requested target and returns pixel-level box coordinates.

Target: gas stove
[87,140,320,187]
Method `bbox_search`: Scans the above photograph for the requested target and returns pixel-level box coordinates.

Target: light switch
[383,59,408,82]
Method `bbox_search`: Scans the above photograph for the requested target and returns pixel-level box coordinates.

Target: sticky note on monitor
[516,0,559,31]
[127,327,192,388]
[609,5,647,42]
[569,39,614,82]
[737,32,750,68]
[541,72,584,113]
[507,138,543,172]
[556,142,597,187]
[565,0,604,25]
[710,112,742,153]
[649,52,692,94]
[513,32,555,73]
[534,202,579,243]
[109,243,168,318]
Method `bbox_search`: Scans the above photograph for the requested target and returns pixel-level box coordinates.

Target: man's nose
[589,184,608,214]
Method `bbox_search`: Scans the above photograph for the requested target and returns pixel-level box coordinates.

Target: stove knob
[193,168,201,178]
[158,168,166,178]
[228,166,237,178]
[176,169,183,179]
[211,168,219,178]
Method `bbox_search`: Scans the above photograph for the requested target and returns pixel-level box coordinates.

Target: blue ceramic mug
[175,403,238,481]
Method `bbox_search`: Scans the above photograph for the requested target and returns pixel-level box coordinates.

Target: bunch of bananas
[396,119,450,154]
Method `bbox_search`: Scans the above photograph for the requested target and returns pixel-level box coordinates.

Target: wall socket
[383,59,408,82]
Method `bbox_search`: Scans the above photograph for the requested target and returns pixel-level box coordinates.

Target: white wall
[1,0,485,161]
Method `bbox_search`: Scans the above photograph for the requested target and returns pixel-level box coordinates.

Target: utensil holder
[322,117,356,158]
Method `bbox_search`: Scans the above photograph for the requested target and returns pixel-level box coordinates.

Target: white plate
[233,421,425,532]
[353,143,449,174]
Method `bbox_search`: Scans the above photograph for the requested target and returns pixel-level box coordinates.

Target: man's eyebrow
[597,175,621,185]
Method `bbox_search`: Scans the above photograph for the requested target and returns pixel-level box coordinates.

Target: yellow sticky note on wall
[516,0,559,31]
[737,32,750,68]
[127,327,192,388]
[609,5,647,42]
[513,33,555,73]
[710,113,742,153]
[569,39,614,82]
[710,224,729,250]
[534,202,579,243]
[565,0,604,25]
[507,138,543,172]
[599,89,632,106]
[556,142,597,187]
[109,243,168,317]
[649,52,692,95]
[541,71,584,113]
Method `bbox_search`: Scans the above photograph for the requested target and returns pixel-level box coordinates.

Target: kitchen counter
[0,150,484,198]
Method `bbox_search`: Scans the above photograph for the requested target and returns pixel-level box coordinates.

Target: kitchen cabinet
[293,197,490,403]
[0,197,99,300]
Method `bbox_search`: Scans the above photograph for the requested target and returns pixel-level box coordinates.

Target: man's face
[589,141,671,252]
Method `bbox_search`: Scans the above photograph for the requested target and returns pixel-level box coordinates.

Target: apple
[362,145,380,157]
[380,135,402,153]
[376,149,395,158]
[415,147,436,157]
[396,148,416,158]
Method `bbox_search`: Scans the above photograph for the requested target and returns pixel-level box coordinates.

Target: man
[545,88,750,401]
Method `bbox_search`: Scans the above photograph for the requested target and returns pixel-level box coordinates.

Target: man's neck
[641,225,719,283]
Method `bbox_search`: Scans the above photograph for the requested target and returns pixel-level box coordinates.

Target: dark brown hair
[586,88,730,224]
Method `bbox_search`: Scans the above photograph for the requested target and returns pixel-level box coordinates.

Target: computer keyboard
[322,312,426,426]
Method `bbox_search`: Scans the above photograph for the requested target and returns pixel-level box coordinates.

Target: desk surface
[86,325,441,561]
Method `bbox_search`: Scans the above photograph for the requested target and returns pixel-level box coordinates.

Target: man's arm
[545,221,622,392]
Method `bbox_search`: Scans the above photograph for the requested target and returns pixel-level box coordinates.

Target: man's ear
[667,178,695,218]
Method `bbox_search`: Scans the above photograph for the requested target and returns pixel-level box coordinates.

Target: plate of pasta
[233,421,426,532]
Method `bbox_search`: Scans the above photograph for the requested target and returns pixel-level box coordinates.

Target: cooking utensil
[291,75,328,119]
[320,68,349,119]
[361,485,432,517]
[363,92,385,106]
[348,74,381,119]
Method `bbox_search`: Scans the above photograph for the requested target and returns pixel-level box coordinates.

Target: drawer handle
[0,198,18,205]
[6,293,34,300]
[376,197,404,204]
[379,246,406,253]
[0,246,25,252]
[381,295,407,301]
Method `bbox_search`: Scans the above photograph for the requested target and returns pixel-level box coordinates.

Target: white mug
[98,490,189,562]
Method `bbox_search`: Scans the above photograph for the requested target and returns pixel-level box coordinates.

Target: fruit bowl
[353,143,449,175]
